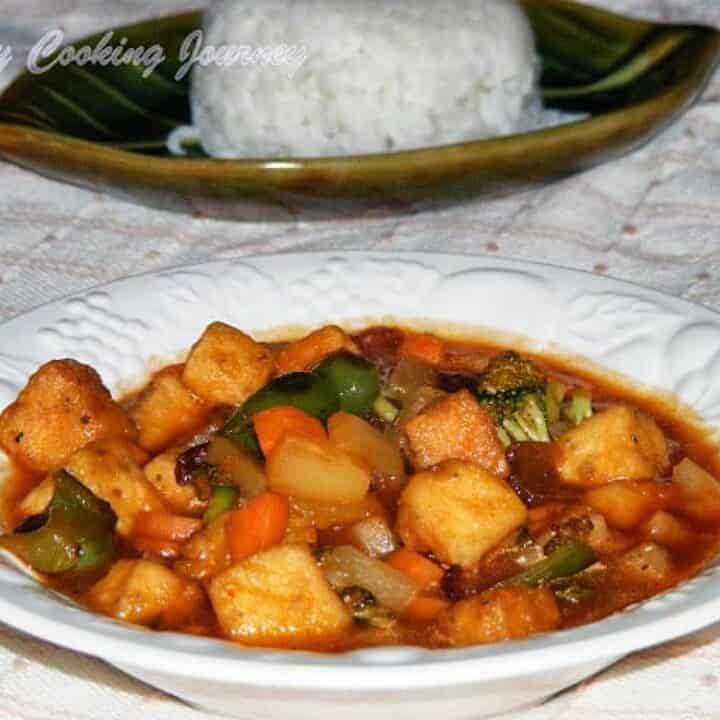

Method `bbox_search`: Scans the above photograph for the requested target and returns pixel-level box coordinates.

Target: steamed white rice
[191,0,541,158]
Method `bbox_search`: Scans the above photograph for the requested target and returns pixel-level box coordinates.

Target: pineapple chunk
[0,359,136,473]
[555,405,669,487]
[143,451,206,516]
[404,390,508,477]
[65,438,165,535]
[209,544,351,647]
[276,326,357,375]
[129,365,207,452]
[436,587,560,646]
[87,559,204,626]
[396,460,527,567]
[584,479,666,530]
[182,322,273,406]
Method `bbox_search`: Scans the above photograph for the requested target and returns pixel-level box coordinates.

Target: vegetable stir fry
[0,322,719,651]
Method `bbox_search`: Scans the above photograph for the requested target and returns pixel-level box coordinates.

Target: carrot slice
[399,332,445,365]
[253,405,327,457]
[388,549,444,591]
[404,596,450,623]
[134,512,203,543]
[226,492,290,562]
[133,535,183,560]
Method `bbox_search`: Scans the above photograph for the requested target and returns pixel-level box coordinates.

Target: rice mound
[191,0,541,159]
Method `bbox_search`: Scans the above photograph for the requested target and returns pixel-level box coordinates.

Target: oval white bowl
[0,251,719,720]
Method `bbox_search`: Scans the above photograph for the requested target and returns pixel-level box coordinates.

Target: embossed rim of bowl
[0,250,719,691]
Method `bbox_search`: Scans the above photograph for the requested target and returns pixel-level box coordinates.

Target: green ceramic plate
[0,0,718,220]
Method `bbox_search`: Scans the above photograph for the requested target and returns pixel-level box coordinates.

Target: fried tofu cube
[175,515,232,582]
[0,359,136,473]
[87,559,204,626]
[436,587,560,647]
[555,405,669,487]
[396,460,527,567]
[129,365,208,452]
[276,326,357,375]
[65,438,166,536]
[143,451,206,516]
[404,390,508,477]
[182,322,273,406]
[209,544,351,647]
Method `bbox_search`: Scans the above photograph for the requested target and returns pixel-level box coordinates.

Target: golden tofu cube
[404,390,508,477]
[555,405,669,487]
[175,514,232,582]
[129,365,207,452]
[436,587,560,647]
[65,438,165,536]
[396,460,527,567]
[0,359,136,473]
[143,451,206,516]
[209,544,351,648]
[87,559,203,626]
[275,326,357,374]
[182,322,273,406]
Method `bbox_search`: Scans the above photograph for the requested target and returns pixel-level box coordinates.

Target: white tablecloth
[0,2,719,718]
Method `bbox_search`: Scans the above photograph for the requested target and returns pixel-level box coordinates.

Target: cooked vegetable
[0,471,116,575]
[327,411,405,481]
[398,332,445,366]
[206,436,267,498]
[244,373,340,421]
[348,516,397,557]
[563,389,593,426]
[226,492,289,562]
[275,326,356,374]
[340,587,396,628]
[313,352,380,417]
[133,535,183,560]
[373,394,400,423]
[203,486,239,525]
[267,433,371,505]
[133,512,203,543]
[387,549,444,591]
[322,545,418,614]
[404,596,450,622]
[500,539,596,587]
[253,405,326,457]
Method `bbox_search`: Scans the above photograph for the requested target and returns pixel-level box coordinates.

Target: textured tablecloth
[0,1,719,718]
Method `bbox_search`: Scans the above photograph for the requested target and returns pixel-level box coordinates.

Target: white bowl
[0,251,719,720]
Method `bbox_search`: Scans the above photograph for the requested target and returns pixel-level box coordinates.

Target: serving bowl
[0,251,720,719]
[0,0,718,219]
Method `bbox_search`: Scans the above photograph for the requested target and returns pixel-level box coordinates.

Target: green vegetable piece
[314,353,380,417]
[222,409,261,458]
[0,471,116,575]
[500,540,596,588]
[373,394,399,424]
[204,485,239,525]
[244,372,340,421]
[563,389,593,426]
[544,380,567,424]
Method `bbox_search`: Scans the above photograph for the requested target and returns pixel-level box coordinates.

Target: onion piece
[322,545,417,614]
[206,436,266,498]
[348,516,397,558]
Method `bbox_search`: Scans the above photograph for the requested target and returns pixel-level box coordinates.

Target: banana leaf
[0,1,716,219]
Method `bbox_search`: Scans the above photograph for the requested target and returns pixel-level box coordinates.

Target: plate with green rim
[0,0,718,221]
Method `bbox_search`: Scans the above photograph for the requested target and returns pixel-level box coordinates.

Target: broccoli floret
[476,353,550,446]
[478,352,546,396]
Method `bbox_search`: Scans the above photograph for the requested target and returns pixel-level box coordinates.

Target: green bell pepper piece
[500,540,596,588]
[313,353,380,417]
[0,471,116,575]
[203,485,239,525]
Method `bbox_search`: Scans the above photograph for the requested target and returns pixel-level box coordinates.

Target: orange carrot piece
[399,333,445,366]
[134,512,203,543]
[253,405,326,457]
[226,492,290,562]
[388,549,444,591]
[404,596,450,623]
[133,535,183,560]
